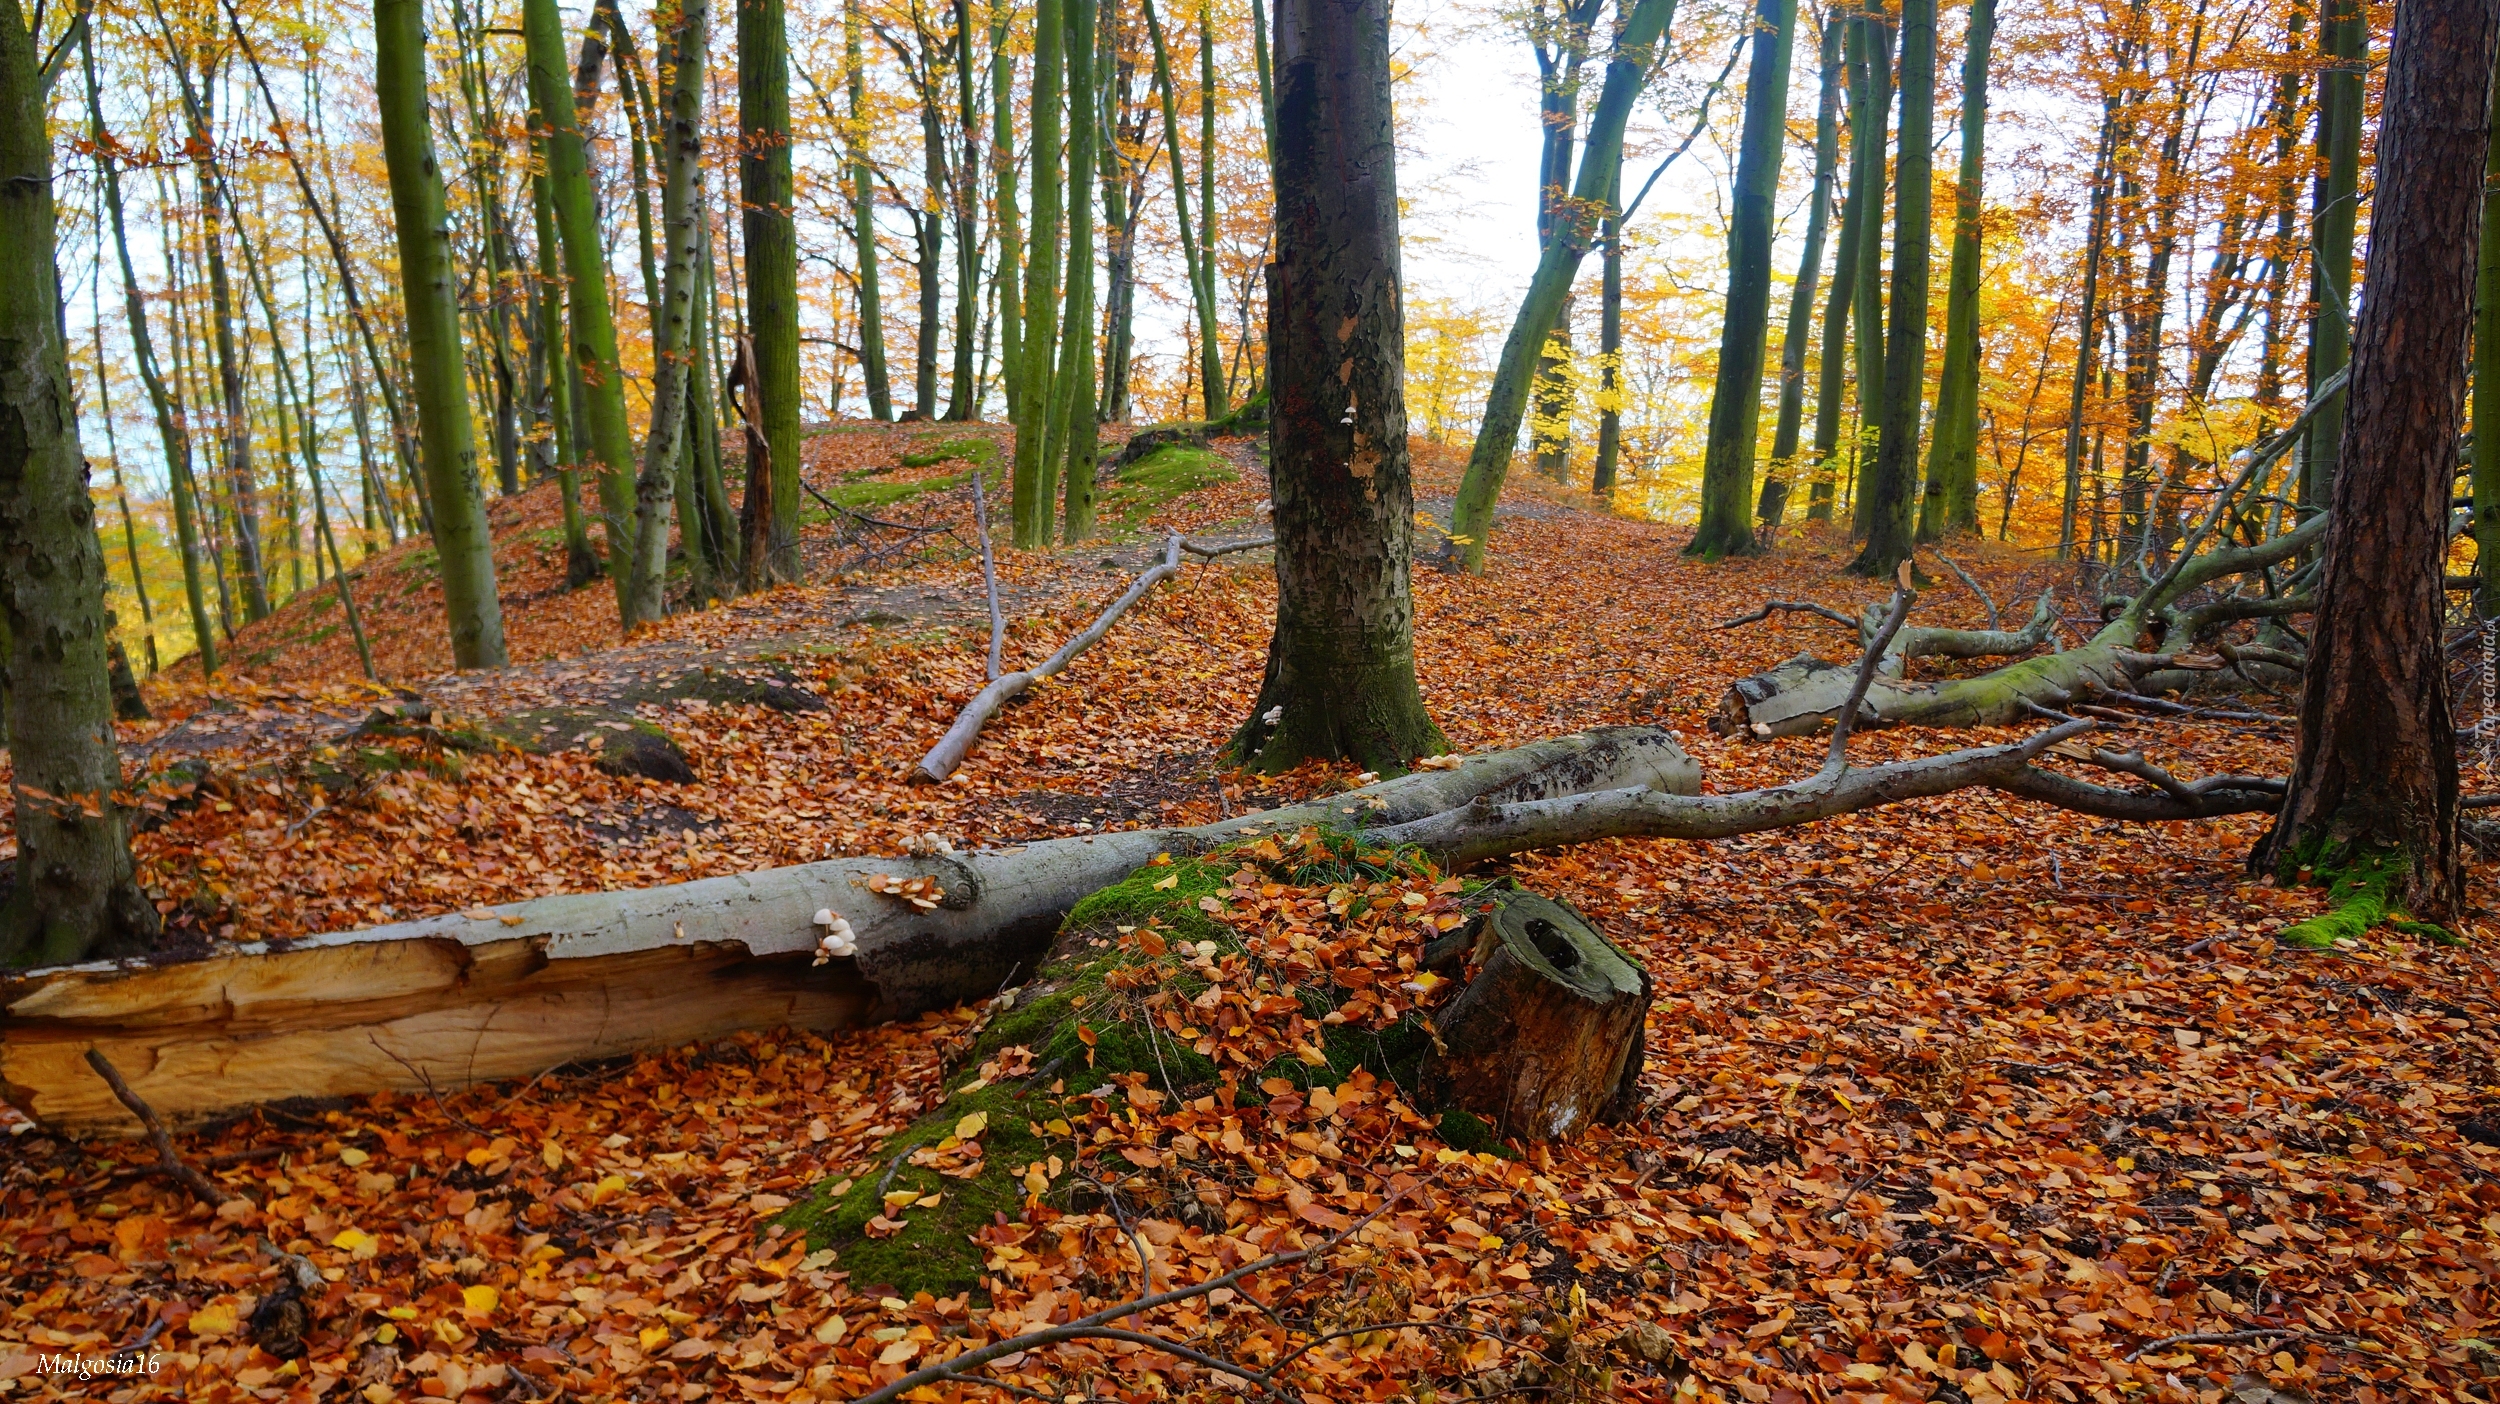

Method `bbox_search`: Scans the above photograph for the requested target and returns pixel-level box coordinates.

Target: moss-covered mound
[776,828,1497,1298]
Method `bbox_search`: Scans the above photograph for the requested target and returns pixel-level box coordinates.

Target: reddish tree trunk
[2256,0,2500,919]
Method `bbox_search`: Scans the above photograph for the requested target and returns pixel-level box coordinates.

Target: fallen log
[2,728,1697,1136]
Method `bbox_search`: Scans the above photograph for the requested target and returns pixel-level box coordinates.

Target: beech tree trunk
[741,0,804,580]
[620,0,709,631]
[2257,0,2500,920]
[1013,0,1066,547]
[1690,0,1796,558]
[2475,33,2500,618]
[2303,0,2366,516]
[1917,0,1992,542]
[844,0,893,423]
[1849,0,1932,578]
[376,0,510,669]
[1054,0,1102,542]
[0,0,160,967]
[1229,0,1446,773]
[1759,16,1841,535]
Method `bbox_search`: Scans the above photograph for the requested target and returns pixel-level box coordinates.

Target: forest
[6,0,2500,1398]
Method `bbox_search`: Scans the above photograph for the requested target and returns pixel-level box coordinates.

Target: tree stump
[1419,892,1650,1143]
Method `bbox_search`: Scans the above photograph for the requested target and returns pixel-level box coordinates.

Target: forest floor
[6,423,2500,1404]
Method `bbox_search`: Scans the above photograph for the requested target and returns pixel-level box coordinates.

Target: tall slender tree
[1445,0,1678,573]
[1227,0,1444,771]
[0,0,160,966]
[1057,0,1102,539]
[375,0,510,667]
[2302,0,2365,515]
[2060,104,2116,557]
[1012,0,1067,546]
[1917,0,1994,540]
[2477,37,2500,619]
[742,0,804,578]
[843,0,894,422]
[989,0,1024,405]
[621,0,710,630]
[2258,0,2500,925]
[947,0,983,420]
[1756,16,1841,536]
[1142,0,1225,421]
[1848,0,1933,578]
[1804,14,1872,523]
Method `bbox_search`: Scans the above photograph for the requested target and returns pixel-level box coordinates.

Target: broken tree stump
[1419,892,1650,1143]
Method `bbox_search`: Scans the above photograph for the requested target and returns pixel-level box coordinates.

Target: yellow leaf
[337,1147,369,1168]
[542,1141,564,1170]
[188,1304,237,1338]
[462,1285,499,1314]
[1844,1363,1888,1382]
[955,1110,989,1141]
[639,1325,671,1352]
[592,1173,629,1204]
[876,1340,921,1366]
[814,1314,849,1345]
[1153,873,1179,890]
[1044,1118,1072,1135]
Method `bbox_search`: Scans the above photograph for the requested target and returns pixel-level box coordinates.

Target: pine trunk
[1847,0,1931,579]
[1228,0,1445,773]
[2257,0,2500,922]
[376,0,510,668]
[0,0,160,966]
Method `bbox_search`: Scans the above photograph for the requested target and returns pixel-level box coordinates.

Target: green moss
[901,436,999,469]
[2277,843,2461,948]
[776,831,1466,1296]
[1101,446,1235,528]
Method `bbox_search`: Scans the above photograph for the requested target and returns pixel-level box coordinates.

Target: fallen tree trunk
[2,728,1696,1136]
[5,697,2271,1138]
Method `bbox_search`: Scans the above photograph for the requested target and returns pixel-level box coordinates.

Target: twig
[1179,535,1273,559]
[1820,578,1916,778]
[83,1050,239,1209]
[971,469,1005,680]
[1716,599,1862,632]
[848,1174,1435,1404]
[366,1035,490,1136]
[1926,551,2001,630]
[914,534,1189,783]
[2123,1327,2361,1362]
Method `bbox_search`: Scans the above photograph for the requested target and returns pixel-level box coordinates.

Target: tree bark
[0,0,160,967]
[1846,7,1894,538]
[740,0,804,580]
[2060,103,2115,558]
[621,0,709,631]
[1689,0,1796,558]
[1917,0,1992,542]
[1013,0,1066,547]
[2256,0,2499,922]
[376,0,510,669]
[2475,32,2500,619]
[1806,14,1872,523]
[990,2,1024,409]
[1444,0,1676,573]
[1055,0,1102,541]
[1197,0,1229,418]
[527,132,599,589]
[1847,0,1932,578]
[1758,15,1840,536]
[1592,154,1625,499]
[1143,0,1224,425]
[1418,893,1649,1142]
[946,0,983,422]
[1229,0,1445,773]
[2302,0,2365,517]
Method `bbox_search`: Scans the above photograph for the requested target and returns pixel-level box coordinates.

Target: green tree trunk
[528,132,598,588]
[376,0,510,668]
[1444,0,1678,573]
[1806,16,1871,523]
[1689,0,1799,558]
[1013,0,1067,547]
[1756,17,1841,537]
[1143,0,1223,423]
[1196,0,1227,418]
[523,0,638,607]
[990,0,1024,407]
[1228,0,1445,772]
[741,0,805,579]
[695,219,740,576]
[621,0,709,630]
[2303,0,2365,516]
[946,0,983,421]
[2060,104,2115,558]
[172,67,272,623]
[0,0,160,966]
[612,18,666,331]
[446,0,526,499]
[1592,153,1625,500]
[84,26,216,675]
[1847,0,1932,578]
[1251,0,1277,174]
[1916,0,1992,542]
[1848,6,1894,539]
[1060,0,1103,541]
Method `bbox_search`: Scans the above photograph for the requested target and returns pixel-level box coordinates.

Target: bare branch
[1823,584,1916,776]
[1716,599,1863,632]
[83,1051,239,1209]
